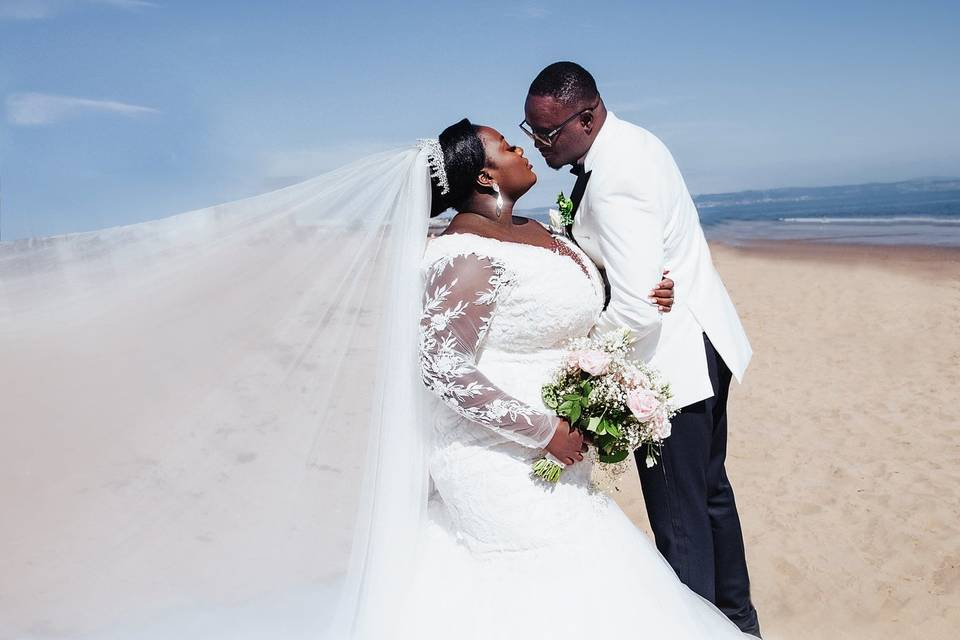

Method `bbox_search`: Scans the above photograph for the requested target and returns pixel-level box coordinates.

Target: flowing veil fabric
[0,146,433,638]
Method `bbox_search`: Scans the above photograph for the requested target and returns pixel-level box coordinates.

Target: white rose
[548,208,564,231]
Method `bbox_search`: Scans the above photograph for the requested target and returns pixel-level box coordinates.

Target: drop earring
[492,182,504,219]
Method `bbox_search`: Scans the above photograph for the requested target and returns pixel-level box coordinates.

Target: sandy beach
[2,236,958,639]
[613,241,960,639]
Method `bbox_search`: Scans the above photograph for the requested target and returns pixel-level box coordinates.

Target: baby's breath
[533,328,679,485]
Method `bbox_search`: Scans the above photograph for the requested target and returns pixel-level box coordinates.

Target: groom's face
[523,94,593,170]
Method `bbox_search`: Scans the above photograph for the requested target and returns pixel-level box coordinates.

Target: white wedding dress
[0,141,752,638]
[407,230,749,639]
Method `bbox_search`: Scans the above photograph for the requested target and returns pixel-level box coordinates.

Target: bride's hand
[649,270,674,313]
[545,419,584,465]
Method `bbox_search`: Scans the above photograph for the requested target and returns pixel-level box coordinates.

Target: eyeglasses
[519,101,600,148]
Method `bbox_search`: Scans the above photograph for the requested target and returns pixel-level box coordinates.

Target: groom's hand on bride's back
[546,419,585,465]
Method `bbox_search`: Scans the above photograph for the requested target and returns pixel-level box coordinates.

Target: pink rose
[577,350,612,376]
[626,388,660,421]
[652,409,672,440]
[628,370,651,389]
[566,350,585,368]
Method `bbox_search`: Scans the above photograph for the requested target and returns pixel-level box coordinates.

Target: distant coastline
[510,177,960,248]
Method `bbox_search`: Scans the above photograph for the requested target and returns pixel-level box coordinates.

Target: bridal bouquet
[533,329,678,483]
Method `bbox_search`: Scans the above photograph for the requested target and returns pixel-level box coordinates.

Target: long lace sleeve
[419,253,559,449]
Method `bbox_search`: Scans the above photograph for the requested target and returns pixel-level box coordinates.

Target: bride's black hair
[430,118,485,217]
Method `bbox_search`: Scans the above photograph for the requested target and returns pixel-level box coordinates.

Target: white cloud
[90,0,158,8]
[0,0,157,20]
[0,0,65,19]
[507,4,549,19]
[6,92,160,125]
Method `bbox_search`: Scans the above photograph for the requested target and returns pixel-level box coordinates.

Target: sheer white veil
[0,144,435,638]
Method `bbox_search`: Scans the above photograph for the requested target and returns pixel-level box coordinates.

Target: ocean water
[523,178,960,248]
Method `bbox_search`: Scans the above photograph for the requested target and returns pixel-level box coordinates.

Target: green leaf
[557,400,573,417]
[586,416,602,433]
[604,421,622,438]
[568,403,581,424]
[599,449,629,464]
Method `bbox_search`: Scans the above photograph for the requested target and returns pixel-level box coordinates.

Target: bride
[386,119,754,638]
[0,119,754,639]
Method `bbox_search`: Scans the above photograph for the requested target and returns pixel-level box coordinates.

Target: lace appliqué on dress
[419,253,558,449]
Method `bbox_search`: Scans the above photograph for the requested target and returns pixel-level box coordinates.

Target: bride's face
[475,126,537,200]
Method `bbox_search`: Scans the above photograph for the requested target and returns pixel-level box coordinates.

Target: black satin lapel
[570,169,592,217]
[565,169,592,239]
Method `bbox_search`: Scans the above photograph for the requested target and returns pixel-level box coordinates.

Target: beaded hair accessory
[417,138,450,196]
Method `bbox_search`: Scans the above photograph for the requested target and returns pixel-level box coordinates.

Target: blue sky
[1,0,958,239]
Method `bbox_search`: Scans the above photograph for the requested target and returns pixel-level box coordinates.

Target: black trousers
[636,334,761,637]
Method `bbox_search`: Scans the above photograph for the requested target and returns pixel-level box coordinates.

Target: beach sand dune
[613,242,960,639]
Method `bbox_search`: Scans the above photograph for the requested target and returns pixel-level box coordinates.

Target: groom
[523,62,761,637]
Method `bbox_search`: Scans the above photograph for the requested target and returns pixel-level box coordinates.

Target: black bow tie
[570,163,586,177]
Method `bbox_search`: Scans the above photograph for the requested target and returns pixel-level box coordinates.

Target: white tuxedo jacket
[572,112,752,408]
